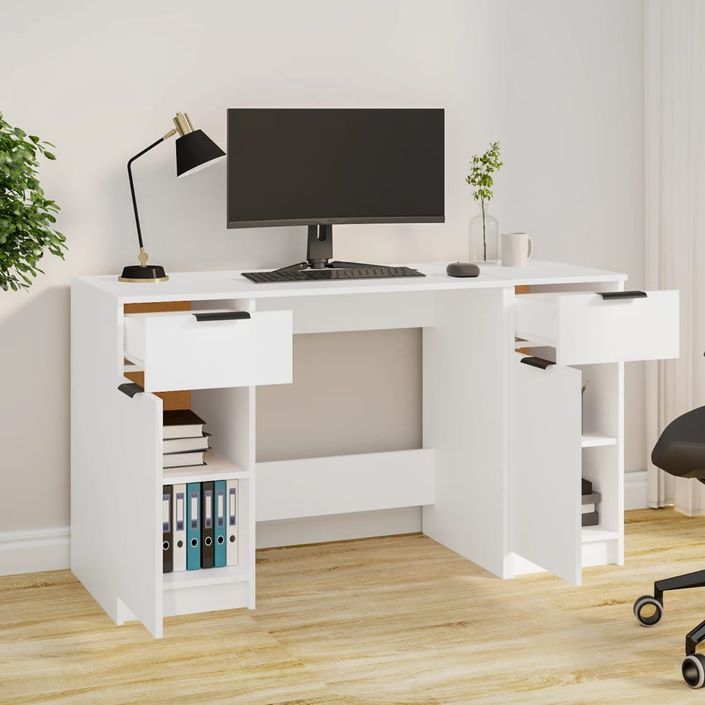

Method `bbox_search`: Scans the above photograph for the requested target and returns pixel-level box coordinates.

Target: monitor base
[274,224,384,273]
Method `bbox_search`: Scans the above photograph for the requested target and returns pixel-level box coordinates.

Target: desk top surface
[75,260,626,304]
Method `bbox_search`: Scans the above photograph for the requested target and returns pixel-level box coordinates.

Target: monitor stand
[273,224,379,274]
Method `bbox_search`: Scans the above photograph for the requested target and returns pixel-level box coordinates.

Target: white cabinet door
[510,355,582,585]
[113,388,163,637]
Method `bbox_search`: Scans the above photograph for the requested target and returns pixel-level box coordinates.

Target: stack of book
[163,410,209,468]
[582,477,600,527]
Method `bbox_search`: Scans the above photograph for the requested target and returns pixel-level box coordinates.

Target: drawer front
[125,310,293,392]
[515,290,679,365]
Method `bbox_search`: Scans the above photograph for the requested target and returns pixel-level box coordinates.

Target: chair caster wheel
[633,595,663,626]
[682,654,705,688]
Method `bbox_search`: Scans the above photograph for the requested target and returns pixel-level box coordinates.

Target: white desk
[71,260,679,637]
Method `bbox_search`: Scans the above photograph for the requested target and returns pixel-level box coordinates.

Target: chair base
[653,569,705,655]
[634,569,705,687]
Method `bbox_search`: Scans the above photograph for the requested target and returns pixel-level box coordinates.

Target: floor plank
[1,509,704,703]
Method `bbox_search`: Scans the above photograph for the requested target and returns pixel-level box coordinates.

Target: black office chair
[633,405,705,688]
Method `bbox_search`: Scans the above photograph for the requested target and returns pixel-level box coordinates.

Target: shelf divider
[581,433,617,448]
[163,564,249,591]
[581,526,619,543]
[163,450,248,484]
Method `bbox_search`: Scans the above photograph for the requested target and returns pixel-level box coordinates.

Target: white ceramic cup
[501,232,533,267]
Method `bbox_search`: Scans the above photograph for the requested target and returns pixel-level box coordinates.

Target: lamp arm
[127,128,179,253]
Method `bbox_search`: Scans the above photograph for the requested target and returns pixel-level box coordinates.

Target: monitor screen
[227,108,444,228]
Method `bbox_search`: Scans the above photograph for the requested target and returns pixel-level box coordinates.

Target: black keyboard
[242,266,425,283]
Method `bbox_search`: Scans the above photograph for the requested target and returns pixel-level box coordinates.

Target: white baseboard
[625,470,648,510]
[0,527,70,577]
[0,509,422,576]
[0,473,650,576]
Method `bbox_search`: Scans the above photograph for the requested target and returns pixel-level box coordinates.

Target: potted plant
[0,112,66,291]
[466,140,502,262]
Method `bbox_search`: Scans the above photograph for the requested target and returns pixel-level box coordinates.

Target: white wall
[0,0,645,538]
[494,0,646,470]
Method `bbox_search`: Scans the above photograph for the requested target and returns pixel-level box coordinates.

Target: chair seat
[652,405,705,480]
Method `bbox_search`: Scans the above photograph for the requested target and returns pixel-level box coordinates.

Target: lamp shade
[175,129,225,177]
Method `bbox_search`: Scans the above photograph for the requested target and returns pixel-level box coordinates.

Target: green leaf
[464,139,502,203]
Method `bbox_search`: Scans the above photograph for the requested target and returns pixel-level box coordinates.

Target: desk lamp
[119,112,225,282]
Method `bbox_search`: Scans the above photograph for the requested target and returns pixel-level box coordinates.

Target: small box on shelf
[581,480,600,527]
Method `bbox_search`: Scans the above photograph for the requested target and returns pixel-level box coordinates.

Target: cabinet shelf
[581,433,616,448]
[163,565,249,591]
[514,338,549,350]
[162,450,249,484]
[581,526,619,543]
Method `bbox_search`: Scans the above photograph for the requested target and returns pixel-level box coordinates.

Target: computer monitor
[227,108,444,270]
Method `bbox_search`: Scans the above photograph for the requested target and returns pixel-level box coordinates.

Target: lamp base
[118,264,169,282]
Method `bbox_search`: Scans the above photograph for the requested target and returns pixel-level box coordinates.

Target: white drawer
[124,309,292,392]
[515,290,679,365]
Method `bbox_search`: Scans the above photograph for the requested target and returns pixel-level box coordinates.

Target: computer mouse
[446,262,480,277]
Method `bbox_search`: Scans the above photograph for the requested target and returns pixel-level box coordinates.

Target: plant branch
[0,112,65,291]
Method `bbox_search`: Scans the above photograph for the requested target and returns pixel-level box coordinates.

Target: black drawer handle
[193,311,251,322]
[599,291,647,300]
[520,356,555,370]
[118,382,144,398]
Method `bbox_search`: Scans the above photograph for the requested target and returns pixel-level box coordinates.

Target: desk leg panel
[422,288,510,577]
[71,281,163,637]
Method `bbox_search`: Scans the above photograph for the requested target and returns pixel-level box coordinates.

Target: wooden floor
[2,509,705,704]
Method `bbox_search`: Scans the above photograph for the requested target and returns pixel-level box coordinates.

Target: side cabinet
[71,286,293,638]
[508,287,679,584]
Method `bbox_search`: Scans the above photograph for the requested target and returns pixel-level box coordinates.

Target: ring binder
[162,486,173,574]
[173,484,186,572]
[186,483,201,570]
[201,481,215,569]
[214,480,227,568]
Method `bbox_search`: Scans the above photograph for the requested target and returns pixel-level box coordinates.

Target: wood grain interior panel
[124,301,192,314]
[123,301,192,410]
[515,285,531,353]
[123,370,191,410]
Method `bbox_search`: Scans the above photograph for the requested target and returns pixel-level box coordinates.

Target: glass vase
[468,212,499,263]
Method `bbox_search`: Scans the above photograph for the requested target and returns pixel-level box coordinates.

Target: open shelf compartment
[160,383,256,619]
[576,362,622,563]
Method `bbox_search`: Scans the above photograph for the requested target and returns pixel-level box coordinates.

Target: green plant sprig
[465,140,502,261]
[465,140,502,204]
[0,112,66,291]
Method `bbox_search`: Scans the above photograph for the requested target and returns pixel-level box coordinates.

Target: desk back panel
[256,328,422,462]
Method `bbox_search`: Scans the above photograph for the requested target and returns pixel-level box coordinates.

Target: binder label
[217,491,225,528]
[162,493,170,532]
[190,492,199,529]
[176,492,185,531]
[205,490,213,529]
[229,487,237,525]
